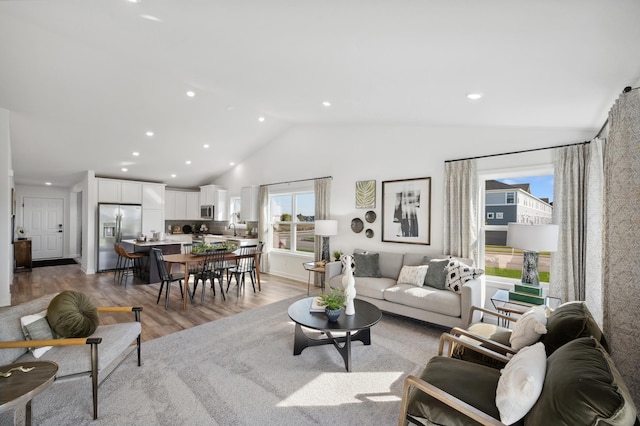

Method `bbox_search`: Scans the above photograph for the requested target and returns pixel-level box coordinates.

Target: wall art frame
[355,180,376,209]
[381,177,431,245]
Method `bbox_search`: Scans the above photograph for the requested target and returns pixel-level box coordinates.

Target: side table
[490,289,562,326]
[0,361,58,426]
[302,261,327,295]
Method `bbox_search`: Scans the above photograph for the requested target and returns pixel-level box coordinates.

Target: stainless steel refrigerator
[97,203,142,272]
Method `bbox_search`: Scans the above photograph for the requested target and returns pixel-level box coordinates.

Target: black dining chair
[191,248,227,303]
[152,248,185,309]
[226,245,258,296]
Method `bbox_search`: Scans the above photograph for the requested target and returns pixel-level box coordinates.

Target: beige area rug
[9,296,446,425]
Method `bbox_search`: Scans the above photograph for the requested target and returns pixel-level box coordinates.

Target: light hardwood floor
[10,263,310,342]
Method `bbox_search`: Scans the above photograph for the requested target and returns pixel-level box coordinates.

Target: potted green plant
[318,288,346,322]
[333,250,342,262]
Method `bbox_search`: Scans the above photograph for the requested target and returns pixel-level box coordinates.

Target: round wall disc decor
[351,218,364,233]
[365,210,377,223]
[366,229,374,238]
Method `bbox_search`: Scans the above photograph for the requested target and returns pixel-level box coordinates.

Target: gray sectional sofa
[326,248,484,329]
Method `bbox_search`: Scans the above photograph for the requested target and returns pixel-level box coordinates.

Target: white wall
[0,109,12,306]
[215,124,593,281]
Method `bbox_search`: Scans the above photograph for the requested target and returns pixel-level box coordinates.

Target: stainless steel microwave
[200,205,214,219]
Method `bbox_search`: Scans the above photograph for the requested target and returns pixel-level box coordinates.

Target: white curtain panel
[314,177,331,261]
[603,88,640,404]
[443,159,479,266]
[258,185,270,272]
[550,139,604,320]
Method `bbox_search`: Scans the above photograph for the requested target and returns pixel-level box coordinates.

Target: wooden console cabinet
[14,239,32,272]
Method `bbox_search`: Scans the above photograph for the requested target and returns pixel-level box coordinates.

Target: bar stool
[113,243,124,282]
[116,244,146,287]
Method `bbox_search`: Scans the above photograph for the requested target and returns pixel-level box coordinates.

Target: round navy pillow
[47,291,99,338]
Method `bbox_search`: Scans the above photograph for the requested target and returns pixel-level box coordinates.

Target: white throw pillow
[397,265,429,287]
[496,342,547,424]
[445,259,484,293]
[509,305,548,351]
[20,311,55,358]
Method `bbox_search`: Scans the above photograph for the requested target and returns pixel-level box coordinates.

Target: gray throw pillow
[353,253,382,278]
[423,258,449,289]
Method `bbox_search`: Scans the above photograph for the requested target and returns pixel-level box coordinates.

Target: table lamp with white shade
[315,220,338,263]
[506,223,559,285]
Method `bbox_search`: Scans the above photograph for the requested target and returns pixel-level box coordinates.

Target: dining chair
[151,248,185,309]
[192,248,227,303]
[251,241,264,284]
[226,244,257,296]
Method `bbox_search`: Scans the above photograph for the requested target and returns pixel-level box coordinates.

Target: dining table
[163,250,262,310]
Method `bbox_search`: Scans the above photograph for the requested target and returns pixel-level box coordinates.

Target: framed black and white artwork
[381,177,431,245]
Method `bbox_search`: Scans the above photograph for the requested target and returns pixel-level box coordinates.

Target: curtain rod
[595,85,639,138]
[444,141,590,163]
[260,176,332,187]
[446,85,640,164]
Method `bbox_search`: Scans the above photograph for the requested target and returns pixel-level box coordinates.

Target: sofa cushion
[355,248,404,279]
[423,258,450,290]
[445,259,484,293]
[407,356,503,424]
[15,322,142,378]
[397,265,428,287]
[525,337,637,425]
[541,301,608,355]
[495,342,546,424]
[353,253,382,278]
[353,277,397,300]
[47,291,100,338]
[383,284,461,317]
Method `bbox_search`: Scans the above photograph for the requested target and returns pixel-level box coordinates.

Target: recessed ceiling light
[132,151,140,156]
[203,144,209,149]
[121,168,128,172]
[171,174,176,178]
[186,91,195,97]
[226,105,235,111]
[145,131,154,137]
[229,162,235,166]
[258,116,265,122]
[140,14,162,22]
[322,101,331,107]
[466,93,483,100]
[185,160,191,165]
[45,182,52,186]
[127,0,140,3]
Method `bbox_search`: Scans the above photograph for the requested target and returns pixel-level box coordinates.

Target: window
[229,197,241,223]
[270,192,315,253]
[483,174,554,283]
[506,192,515,204]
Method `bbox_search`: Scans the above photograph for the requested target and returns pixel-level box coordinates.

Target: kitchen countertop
[121,239,183,247]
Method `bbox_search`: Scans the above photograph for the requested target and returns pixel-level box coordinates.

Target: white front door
[24,197,64,259]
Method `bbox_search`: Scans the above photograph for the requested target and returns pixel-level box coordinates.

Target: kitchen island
[120,239,183,284]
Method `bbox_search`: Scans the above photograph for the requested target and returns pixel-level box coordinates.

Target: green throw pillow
[47,291,99,338]
[423,258,449,289]
[353,253,382,278]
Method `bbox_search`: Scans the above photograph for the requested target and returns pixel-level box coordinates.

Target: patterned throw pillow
[397,265,429,287]
[21,311,57,358]
[446,259,484,293]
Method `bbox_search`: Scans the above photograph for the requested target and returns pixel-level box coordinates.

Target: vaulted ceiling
[2,0,639,188]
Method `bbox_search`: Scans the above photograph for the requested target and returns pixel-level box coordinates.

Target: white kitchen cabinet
[200,185,228,221]
[97,178,143,204]
[142,209,164,237]
[174,191,187,219]
[164,190,176,220]
[143,183,165,210]
[186,192,200,220]
[240,185,260,221]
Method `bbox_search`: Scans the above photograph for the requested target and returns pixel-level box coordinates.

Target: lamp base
[321,236,330,263]
[521,250,539,285]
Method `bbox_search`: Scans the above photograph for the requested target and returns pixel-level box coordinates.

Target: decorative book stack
[508,282,545,305]
[310,297,325,312]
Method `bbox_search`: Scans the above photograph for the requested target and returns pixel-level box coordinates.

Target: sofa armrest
[469,306,517,326]
[446,328,516,356]
[326,261,342,281]
[98,306,143,322]
[398,374,503,426]
[460,277,484,327]
[0,337,102,349]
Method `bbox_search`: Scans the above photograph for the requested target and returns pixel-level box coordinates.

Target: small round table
[288,297,382,371]
[0,361,58,426]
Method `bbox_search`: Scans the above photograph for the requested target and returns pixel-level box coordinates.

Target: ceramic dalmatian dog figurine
[341,254,356,315]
